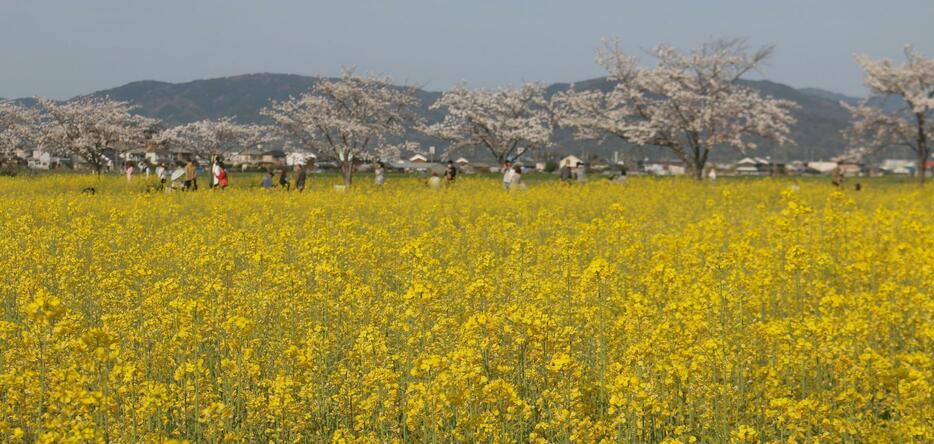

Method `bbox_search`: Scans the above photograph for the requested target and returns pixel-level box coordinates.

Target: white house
[560,155,583,168]
[669,164,686,175]
[145,148,173,165]
[785,160,806,175]
[807,161,838,174]
[27,150,52,169]
[641,159,686,176]
[286,151,317,166]
[120,149,147,163]
[232,149,263,167]
[735,157,769,176]
[880,159,915,175]
[261,150,287,166]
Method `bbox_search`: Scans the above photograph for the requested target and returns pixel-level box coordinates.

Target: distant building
[785,160,807,175]
[734,157,765,175]
[806,161,838,174]
[880,159,915,175]
[145,143,173,165]
[27,150,52,170]
[643,159,685,176]
[733,157,785,176]
[169,149,195,163]
[409,154,428,163]
[838,161,864,177]
[286,151,316,166]
[120,149,147,163]
[454,157,470,166]
[391,159,434,172]
[261,150,287,167]
[559,155,583,168]
[231,149,263,167]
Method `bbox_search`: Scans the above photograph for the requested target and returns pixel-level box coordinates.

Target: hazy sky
[1,0,931,99]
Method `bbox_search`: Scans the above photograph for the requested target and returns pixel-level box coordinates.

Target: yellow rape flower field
[1,175,932,443]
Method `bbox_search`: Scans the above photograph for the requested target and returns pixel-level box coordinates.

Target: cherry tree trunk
[341,162,353,186]
[917,117,928,185]
[692,158,706,181]
[917,146,928,185]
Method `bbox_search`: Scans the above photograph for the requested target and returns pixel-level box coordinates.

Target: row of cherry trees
[1,39,931,183]
[0,98,274,175]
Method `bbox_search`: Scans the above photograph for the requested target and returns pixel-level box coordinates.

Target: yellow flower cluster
[0,175,931,443]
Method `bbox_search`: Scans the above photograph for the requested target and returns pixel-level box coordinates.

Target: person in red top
[216,162,229,190]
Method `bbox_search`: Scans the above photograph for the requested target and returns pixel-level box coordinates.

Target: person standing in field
[279,168,291,191]
[831,163,845,187]
[211,157,222,189]
[559,160,572,184]
[261,170,274,189]
[610,163,628,182]
[156,163,167,190]
[444,160,457,186]
[502,161,514,190]
[708,168,717,181]
[125,161,135,183]
[510,165,525,191]
[140,159,150,178]
[374,161,385,188]
[216,162,229,190]
[184,161,198,190]
[575,162,588,183]
[294,164,307,192]
[428,171,442,189]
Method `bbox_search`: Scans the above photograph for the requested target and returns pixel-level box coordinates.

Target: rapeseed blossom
[0,175,931,442]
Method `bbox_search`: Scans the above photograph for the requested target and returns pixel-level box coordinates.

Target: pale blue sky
[1,0,931,99]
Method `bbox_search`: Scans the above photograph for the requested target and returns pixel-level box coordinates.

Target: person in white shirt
[428,172,442,189]
[211,157,222,188]
[509,165,524,191]
[155,164,167,190]
[575,162,588,183]
[502,161,515,189]
[374,161,385,187]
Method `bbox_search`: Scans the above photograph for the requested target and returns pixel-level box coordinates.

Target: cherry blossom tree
[843,46,933,184]
[425,83,553,166]
[37,97,158,174]
[262,70,422,186]
[555,38,797,180]
[550,88,630,143]
[0,100,39,161]
[160,117,273,163]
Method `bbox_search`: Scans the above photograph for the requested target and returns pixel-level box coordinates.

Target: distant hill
[16,73,878,162]
[798,87,861,105]
[86,74,322,125]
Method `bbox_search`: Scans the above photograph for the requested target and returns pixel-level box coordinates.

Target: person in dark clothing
[279,168,290,191]
[444,160,457,186]
[559,160,572,183]
[294,164,307,192]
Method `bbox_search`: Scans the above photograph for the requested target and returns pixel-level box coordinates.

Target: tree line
[1,38,931,184]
